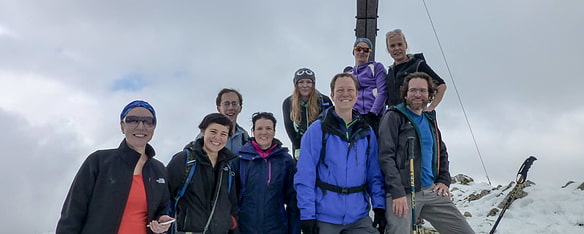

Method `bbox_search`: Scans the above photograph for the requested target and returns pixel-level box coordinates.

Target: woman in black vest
[385,29,447,112]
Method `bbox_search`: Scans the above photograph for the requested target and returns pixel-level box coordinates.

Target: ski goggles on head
[296,69,314,76]
[123,116,156,129]
[386,29,403,37]
[354,46,372,53]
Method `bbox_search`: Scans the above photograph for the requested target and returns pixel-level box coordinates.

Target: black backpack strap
[315,120,371,195]
[316,179,368,194]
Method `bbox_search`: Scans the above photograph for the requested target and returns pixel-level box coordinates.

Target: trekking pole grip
[407,137,415,160]
[516,156,537,184]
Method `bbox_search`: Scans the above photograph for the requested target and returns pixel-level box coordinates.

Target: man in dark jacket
[378,72,474,233]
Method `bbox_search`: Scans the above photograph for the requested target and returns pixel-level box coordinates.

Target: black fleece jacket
[167,139,239,233]
[56,140,169,234]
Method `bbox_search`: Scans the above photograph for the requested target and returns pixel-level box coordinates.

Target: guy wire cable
[421,0,492,185]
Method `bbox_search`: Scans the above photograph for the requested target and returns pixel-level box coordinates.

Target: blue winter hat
[120,100,156,121]
[354,38,373,49]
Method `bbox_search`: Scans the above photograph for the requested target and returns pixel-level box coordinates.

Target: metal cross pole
[355,0,379,61]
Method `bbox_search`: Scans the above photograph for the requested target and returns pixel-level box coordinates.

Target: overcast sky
[1,1,583,233]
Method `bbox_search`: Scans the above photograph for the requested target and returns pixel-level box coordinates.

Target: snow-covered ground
[42,175,584,234]
[435,175,584,234]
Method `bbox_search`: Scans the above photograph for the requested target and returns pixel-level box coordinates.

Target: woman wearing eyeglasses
[385,29,447,112]
[349,37,388,134]
[282,68,332,160]
[234,112,300,234]
[57,100,173,234]
[167,113,239,234]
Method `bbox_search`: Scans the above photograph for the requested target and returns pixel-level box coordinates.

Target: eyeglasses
[408,88,428,94]
[296,69,314,76]
[354,46,371,53]
[385,29,403,37]
[221,101,241,107]
[124,116,156,128]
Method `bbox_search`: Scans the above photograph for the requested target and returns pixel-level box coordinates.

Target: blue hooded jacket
[234,138,300,234]
[294,108,385,225]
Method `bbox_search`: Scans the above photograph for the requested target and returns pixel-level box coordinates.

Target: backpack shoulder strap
[176,149,197,200]
[225,162,235,195]
[170,148,197,222]
[242,132,250,145]
[413,53,425,72]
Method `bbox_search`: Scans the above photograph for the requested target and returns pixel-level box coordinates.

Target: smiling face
[296,78,314,99]
[252,118,275,150]
[404,78,430,113]
[331,75,358,113]
[387,34,408,64]
[121,107,155,151]
[217,91,242,124]
[201,123,230,154]
[353,42,371,65]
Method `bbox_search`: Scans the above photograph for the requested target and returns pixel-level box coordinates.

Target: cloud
[1,1,584,232]
[112,73,148,92]
[0,108,86,233]
[0,23,17,38]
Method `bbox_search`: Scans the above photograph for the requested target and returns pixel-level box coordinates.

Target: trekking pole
[407,137,417,234]
[489,156,537,234]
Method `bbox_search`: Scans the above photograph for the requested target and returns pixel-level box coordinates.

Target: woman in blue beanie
[57,100,173,234]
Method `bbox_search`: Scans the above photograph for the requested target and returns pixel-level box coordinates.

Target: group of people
[56,29,474,234]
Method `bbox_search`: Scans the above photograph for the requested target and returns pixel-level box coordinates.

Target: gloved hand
[300,219,319,234]
[372,208,387,233]
[367,112,378,120]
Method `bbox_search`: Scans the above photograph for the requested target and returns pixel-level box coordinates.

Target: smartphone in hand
[160,219,176,225]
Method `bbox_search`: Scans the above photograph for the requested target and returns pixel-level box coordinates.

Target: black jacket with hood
[56,140,169,234]
[167,138,239,233]
[378,104,450,199]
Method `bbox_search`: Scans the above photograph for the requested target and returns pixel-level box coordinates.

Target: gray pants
[385,185,474,234]
[318,216,379,234]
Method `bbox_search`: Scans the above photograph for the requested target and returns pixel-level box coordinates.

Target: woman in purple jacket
[349,38,388,134]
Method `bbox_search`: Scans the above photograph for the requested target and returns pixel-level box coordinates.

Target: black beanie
[293,68,316,84]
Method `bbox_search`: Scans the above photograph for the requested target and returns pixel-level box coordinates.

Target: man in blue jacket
[378,72,474,233]
[295,73,386,234]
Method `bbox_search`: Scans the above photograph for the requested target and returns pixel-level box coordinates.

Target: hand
[367,112,378,120]
[300,219,319,234]
[392,196,409,217]
[432,182,451,197]
[372,208,387,233]
[147,215,174,233]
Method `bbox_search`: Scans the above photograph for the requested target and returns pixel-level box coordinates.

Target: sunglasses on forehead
[124,116,156,128]
[296,69,314,76]
[385,29,403,37]
[354,46,372,53]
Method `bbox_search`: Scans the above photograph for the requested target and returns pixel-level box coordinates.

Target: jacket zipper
[202,166,224,234]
